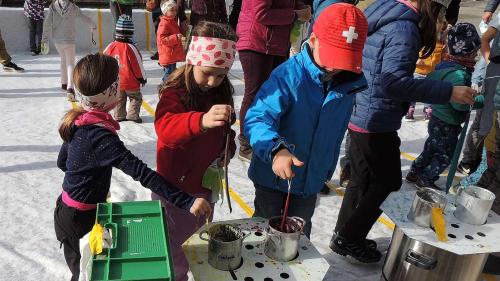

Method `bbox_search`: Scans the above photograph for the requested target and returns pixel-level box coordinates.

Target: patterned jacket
[24,0,45,20]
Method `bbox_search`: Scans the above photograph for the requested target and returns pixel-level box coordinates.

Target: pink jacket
[236,0,306,57]
[157,16,186,66]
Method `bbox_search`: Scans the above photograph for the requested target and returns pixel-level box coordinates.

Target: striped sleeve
[127,43,147,80]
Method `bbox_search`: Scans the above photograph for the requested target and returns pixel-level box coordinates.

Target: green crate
[90,200,174,281]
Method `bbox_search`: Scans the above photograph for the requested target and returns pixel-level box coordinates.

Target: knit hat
[115,15,134,41]
[161,0,176,15]
[312,3,368,73]
[431,0,453,9]
[447,22,480,56]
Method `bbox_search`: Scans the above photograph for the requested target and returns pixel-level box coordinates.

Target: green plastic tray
[90,200,174,281]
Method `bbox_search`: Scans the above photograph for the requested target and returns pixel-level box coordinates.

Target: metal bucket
[454,186,496,225]
[264,216,305,262]
[381,226,487,281]
[407,189,447,228]
[199,224,249,271]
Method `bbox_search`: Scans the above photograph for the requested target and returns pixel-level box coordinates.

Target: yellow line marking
[333,186,396,230]
[229,188,254,217]
[400,152,416,161]
[483,274,498,281]
[142,100,156,118]
[144,11,151,53]
[97,9,104,53]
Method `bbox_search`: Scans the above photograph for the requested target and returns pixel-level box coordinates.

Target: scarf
[74,110,120,134]
[442,53,476,72]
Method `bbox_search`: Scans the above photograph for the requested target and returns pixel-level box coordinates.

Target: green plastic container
[90,200,174,281]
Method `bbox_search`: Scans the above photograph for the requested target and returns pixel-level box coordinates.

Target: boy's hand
[201,105,232,130]
[295,7,311,22]
[190,198,212,217]
[450,86,476,105]
[272,149,304,180]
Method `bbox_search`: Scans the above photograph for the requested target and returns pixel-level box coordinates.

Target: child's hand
[450,86,476,105]
[190,198,212,217]
[272,149,304,180]
[201,105,232,130]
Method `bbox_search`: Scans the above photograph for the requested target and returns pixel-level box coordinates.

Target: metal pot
[381,226,488,281]
[199,224,249,271]
[454,186,496,225]
[264,216,305,262]
[407,188,447,228]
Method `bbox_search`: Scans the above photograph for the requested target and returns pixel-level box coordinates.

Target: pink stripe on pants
[152,192,213,281]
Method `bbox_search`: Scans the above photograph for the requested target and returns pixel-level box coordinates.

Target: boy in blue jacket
[244,3,368,238]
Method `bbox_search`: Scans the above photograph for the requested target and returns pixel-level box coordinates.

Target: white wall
[0,7,157,54]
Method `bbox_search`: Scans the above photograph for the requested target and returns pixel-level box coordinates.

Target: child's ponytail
[59,108,86,142]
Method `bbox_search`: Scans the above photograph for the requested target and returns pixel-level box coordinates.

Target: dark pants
[462,109,485,165]
[152,8,162,34]
[238,50,287,151]
[340,131,351,169]
[445,0,461,26]
[334,129,402,243]
[54,196,96,281]
[478,113,500,214]
[110,0,133,23]
[228,0,242,30]
[253,184,317,238]
[411,117,462,184]
[28,18,43,53]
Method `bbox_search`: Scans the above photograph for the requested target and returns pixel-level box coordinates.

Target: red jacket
[157,16,186,66]
[155,88,236,195]
[104,41,146,91]
[236,0,306,57]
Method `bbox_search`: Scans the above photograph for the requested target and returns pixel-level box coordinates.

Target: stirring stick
[280,180,292,232]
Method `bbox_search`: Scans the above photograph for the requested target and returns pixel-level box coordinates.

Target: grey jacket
[42,0,96,44]
[485,0,500,13]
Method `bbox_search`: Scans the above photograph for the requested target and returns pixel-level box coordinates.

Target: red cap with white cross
[312,3,368,73]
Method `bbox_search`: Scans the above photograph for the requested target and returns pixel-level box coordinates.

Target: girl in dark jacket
[330,0,477,264]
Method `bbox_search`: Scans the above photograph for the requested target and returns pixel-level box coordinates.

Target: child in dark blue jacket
[244,4,368,239]
[54,53,211,281]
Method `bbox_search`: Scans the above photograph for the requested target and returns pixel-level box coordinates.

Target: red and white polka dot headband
[186,36,237,70]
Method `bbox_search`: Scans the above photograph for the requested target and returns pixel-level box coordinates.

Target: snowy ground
[1,3,498,278]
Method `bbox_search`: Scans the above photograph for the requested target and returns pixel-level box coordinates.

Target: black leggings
[54,196,96,281]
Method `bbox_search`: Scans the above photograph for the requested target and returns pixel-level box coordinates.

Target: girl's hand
[201,105,232,130]
[272,149,304,180]
[450,86,476,105]
[190,198,212,217]
[483,11,493,24]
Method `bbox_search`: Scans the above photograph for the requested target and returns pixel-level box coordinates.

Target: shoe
[339,165,351,187]
[457,161,480,176]
[405,107,415,121]
[424,107,432,121]
[150,52,159,60]
[416,178,441,190]
[330,235,382,263]
[61,84,67,90]
[66,88,76,102]
[115,118,126,122]
[2,62,25,72]
[129,118,143,123]
[405,169,419,183]
[331,233,377,249]
[31,51,37,56]
[238,150,252,163]
[320,184,331,195]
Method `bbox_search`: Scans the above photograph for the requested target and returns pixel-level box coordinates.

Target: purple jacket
[236,0,306,57]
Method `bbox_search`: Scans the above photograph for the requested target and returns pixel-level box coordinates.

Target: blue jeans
[253,184,317,238]
[162,64,176,82]
[410,117,462,183]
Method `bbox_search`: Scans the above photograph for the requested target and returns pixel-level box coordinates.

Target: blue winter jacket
[244,46,367,196]
[349,0,453,132]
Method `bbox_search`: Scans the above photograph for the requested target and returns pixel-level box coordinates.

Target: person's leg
[126,90,143,122]
[114,91,128,121]
[411,118,439,176]
[66,44,76,90]
[445,0,461,26]
[35,19,43,54]
[0,29,12,65]
[54,43,68,87]
[288,193,317,238]
[405,102,416,120]
[152,192,213,281]
[460,110,484,173]
[238,51,286,158]
[339,131,352,187]
[479,114,500,189]
[253,184,285,219]
[28,18,37,53]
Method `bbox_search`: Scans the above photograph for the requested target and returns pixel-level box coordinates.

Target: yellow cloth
[485,112,497,153]
[431,207,448,242]
[415,42,445,76]
[89,223,104,255]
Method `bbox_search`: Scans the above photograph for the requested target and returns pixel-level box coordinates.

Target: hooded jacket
[244,46,367,196]
[157,15,186,66]
[42,0,96,44]
[349,0,453,132]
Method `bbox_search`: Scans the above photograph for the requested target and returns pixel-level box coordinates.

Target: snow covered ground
[1,51,498,281]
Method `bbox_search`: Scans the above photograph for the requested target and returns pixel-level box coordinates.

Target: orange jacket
[157,16,186,66]
[415,42,445,76]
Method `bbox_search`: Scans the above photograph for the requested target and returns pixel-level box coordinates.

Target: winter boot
[424,106,432,121]
[405,106,415,121]
[2,62,25,72]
